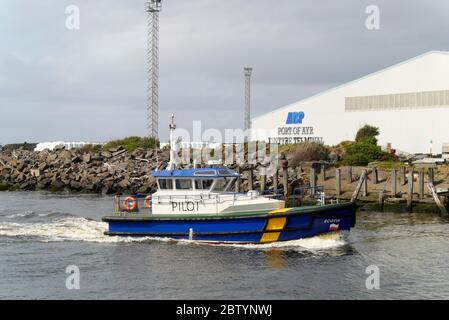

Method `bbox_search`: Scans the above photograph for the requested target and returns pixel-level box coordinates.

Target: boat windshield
[194,179,214,190]
[212,177,236,192]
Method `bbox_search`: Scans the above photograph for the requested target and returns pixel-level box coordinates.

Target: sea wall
[0,146,168,194]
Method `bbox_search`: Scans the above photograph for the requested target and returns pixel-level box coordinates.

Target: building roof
[252,51,449,121]
[152,168,240,178]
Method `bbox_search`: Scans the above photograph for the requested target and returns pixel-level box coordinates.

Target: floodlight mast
[145,0,162,139]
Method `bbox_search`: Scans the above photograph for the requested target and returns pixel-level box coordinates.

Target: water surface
[0,191,448,299]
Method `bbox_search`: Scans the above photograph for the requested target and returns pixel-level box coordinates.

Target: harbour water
[0,191,448,299]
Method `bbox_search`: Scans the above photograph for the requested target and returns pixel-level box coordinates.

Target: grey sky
[1,0,449,144]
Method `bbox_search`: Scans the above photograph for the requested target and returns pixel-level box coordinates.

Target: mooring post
[260,170,266,192]
[378,190,385,212]
[335,168,341,197]
[248,166,254,191]
[281,155,289,198]
[273,168,278,192]
[400,167,406,185]
[407,169,414,211]
[428,168,434,185]
[321,164,326,181]
[350,170,367,202]
[362,170,368,196]
[310,166,316,196]
[235,166,241,193]
[373,167,379,184]
[347,166,353,183]
[427,182,448,216]
[391,169,397,197]
[418,170,425,200]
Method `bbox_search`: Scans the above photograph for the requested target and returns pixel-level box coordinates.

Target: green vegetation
[103,136,159,153]
[341,125,391,166]
[0,183,10,191]
[76,144,102,154]
[355,125,380,143]
[75,136,160,154]
[290,141,330,167]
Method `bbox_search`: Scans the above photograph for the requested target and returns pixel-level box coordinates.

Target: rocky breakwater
[0,145,169,194]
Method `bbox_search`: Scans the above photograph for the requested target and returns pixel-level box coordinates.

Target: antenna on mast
[168,114,177,170]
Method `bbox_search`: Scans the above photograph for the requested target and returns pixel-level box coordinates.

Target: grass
[75,136,160,154]
[0,183,12,191]
[375,161,408,170]
[103,136,159,153]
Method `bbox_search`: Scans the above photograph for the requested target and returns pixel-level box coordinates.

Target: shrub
[355,125,379,143]
[102,136,159,153]
[76,144,102,154]
[343,140,385,166]
[290,142,330,167]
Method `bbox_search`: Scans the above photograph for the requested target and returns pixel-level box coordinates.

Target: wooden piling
[362,170,368,196]
[391,169,397,197]
[273,168,278,191]
[321,164,326,181]
[428,168,434,185]
[282,167,289,197]
[235,167,241,193]
[373,168,379,184]
[260,171,266,192]
[351,170,367,202]
[418,170,425,200]
[407,169,414,211]
[248,166,254,191]
[347,167,353,183]
[335,168,341,197]
[427,183,448,216]
[400,167,406,185]
[378,190,385,212]
[310,167,316,196]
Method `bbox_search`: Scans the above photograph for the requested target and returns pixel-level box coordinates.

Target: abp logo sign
[286,112,305,124]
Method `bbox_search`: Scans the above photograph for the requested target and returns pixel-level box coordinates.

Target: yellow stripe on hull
[260,231,281,243]
[260,211,288,243]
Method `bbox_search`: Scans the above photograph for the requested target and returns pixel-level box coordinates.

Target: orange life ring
[144,195,152,209]
[123,196,137,212]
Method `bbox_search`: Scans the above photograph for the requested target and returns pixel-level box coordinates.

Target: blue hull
[102,202,356,244]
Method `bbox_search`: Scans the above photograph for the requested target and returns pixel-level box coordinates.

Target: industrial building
[250,51,449,154]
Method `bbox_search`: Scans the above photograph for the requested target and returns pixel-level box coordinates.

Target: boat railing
[113,191,282,213]
[292,185,325,207]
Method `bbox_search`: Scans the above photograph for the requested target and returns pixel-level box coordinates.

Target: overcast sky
[1,0,449,144]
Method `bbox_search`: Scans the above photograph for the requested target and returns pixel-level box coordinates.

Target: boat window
[194,170,216,176]
[194,179,214,190]
[158,179,173,190]
[218,169,231,175]
[212,177,229,192]
[175,179,192,190]
[226,178,237,191]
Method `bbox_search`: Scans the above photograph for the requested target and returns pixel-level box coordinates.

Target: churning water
[0,191,448,299]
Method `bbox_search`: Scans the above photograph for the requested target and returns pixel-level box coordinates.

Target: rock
[101,151,112,159]
[59,150,73,160]
[19,182,31,190]
[38,163,48,171]
[47,154,58,162]
[72,156,82,164]
[118,178,130,189]
[70,180,82,190]
[30,169,41,177]
[54,145,65,151]
[82,153,91,163]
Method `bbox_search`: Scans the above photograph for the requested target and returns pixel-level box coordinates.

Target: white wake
[0,217,347,250]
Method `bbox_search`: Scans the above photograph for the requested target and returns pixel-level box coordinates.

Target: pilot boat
[102,116,356,244]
